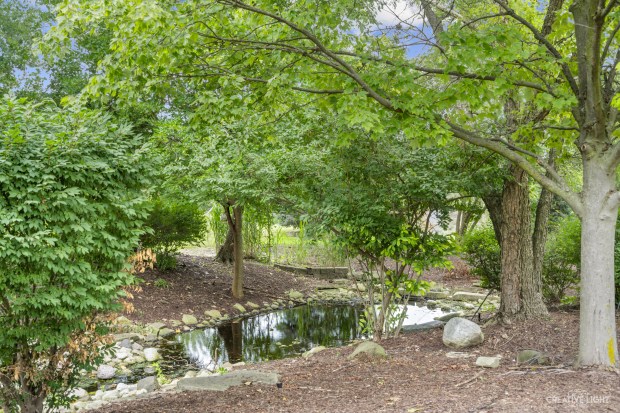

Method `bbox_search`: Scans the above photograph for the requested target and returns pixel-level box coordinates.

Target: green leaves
[0,96,152,407]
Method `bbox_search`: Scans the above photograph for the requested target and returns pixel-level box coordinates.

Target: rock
[96,365,116,380]
[144,334,158,342]
[288,290,304,300]
[143,348,160,362]
[451,291,488,302]
[233,303,247,313]
[144,366,156,374]
[287,300,294,306]
[446,351,474,359]
[69,387,89,401]
[402,320,444,332]
[114,316,133,325]
[158,328,175,338]
[170,319,183,327]
[354,283,367,292]
[119,338,132,349]
[476,356,501,368]
[204,309,222,319]
[442,317,484,349]
[85,400,106,410]
[177,370,281,392]
[182,314,198,325]
[347,341,387,360]
[184,371,198,378]
[115,347,132,360]
[302,346,326,358]
[232,361,246,367]
[221,362,233,370]
[425,290,449,299]
[435,312,463,322]
[113,333,142,342]
[246,301,260,309]
[197,369,213,378]
[92,390,104,401]
[136,376,160,393]
[146,322,166,331]
[517,349,550,365]
[101,390,119,401]
[132,342,144,351]
[136,389,148,397]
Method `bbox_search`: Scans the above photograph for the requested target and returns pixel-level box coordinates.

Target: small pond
[160,302,447,371]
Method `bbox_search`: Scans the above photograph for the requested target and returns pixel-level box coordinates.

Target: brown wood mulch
[102,254,620,412]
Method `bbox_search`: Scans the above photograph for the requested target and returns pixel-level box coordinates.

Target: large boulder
[137,376,160,393]
[442,317,484,348]
[96,365,116,380]
[347,341,387,360]
[143,347,161,362]
[177,370,280,392]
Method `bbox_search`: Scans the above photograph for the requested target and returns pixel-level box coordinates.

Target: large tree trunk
[498,166,531,319]
[215,225,234,264]
[579,159,619,366]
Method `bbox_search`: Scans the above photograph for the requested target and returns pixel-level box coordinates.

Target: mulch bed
[101,254,620,412]
[125,253,329,325]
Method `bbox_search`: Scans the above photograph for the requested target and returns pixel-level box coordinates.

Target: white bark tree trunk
[579,159,619,366]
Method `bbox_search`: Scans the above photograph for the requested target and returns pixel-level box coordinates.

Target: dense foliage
[461,225,501,291]
[0,97,151,411]
[141,198,208,270]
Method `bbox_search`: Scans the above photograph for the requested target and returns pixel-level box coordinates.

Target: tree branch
[444,119,583,216]
[493,0,580,97]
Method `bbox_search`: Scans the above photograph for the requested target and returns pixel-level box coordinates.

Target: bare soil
[103,254,620,413]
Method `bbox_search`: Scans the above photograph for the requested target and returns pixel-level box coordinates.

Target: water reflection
[173,303,445,369]
[177,304,363,368]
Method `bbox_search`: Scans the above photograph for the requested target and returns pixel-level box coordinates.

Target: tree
[152,119,280,299]
[0,97,151,412]
[44,0,620,366]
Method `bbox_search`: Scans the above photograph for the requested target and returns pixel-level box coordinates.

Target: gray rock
[144,366,156,374]
[119,338,132,349]
[68,387,89,401]
[132,342,144,351]
[402,320,444,332]
[146,322,166,331]
[177,370,280,392]
[113,333,142,342]
[136,376,160,393]
[517,349,550,365]
[182,314,198,325]
[435,312,463,322]
[246,301,260,309]
[425,290,450,299]
[347,341,387,360]
[184,371,198,378]
[143,348,160,362]
[96,365,116,380]
[170,319,183,327]
[85,400,106,410]
[101,390,119,401]
[442,317,484,349]
[302,346,326,358]
[115,347,132,360]
[144,334,158,342]
[159,328,175,338]
[204,309,222,319]
[451,291,488,301]
[476,356,501,368]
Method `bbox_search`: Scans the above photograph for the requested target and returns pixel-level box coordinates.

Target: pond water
[162,302,447,371]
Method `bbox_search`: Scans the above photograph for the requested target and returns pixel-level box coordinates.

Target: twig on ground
[455,370,485,387]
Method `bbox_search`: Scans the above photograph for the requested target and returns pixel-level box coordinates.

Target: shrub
[542,215,581,302]
[461,224,501,290]
[0,97,150,412]
[141,198,207,270]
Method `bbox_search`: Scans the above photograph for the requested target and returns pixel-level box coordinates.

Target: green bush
[141,198,207,270]
[0,97,151,411]
[461,224,501,290]
[542,215,581,302]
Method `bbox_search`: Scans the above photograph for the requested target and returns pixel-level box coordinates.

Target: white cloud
[375,0,424,27]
